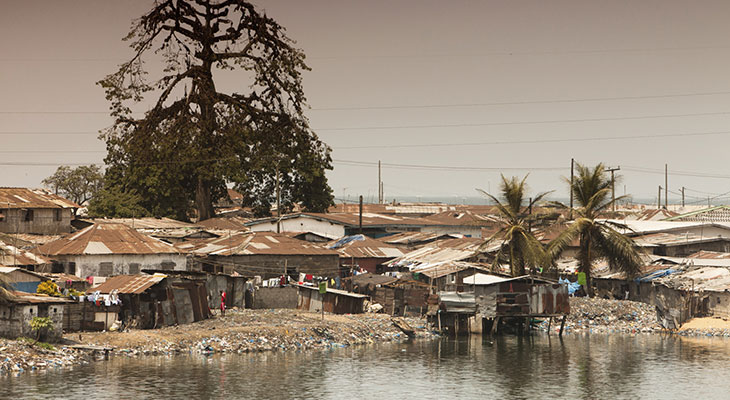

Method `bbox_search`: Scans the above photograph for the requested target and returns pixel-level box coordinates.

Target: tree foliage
[548,162,644,296]
[30,316,54,345]
[478,175,552,277]
[87,185,150,219]
[42,165,103,207]
[98,0,333,221]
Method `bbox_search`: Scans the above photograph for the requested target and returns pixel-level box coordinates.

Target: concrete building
[0,291,71,342]
[36,223,186,278]
[0,188,78,235]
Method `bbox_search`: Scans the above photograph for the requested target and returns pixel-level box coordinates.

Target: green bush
[36,281,60,297]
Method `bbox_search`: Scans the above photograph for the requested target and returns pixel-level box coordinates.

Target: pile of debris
[0,338,91,376]
[537,297,662,334]
[72,308,437,357]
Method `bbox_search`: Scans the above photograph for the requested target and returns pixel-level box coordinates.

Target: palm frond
[593,224,644,278]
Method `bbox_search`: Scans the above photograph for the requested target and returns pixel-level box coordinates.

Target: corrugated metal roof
[687,250,730,259]
[327,235,405,259]
[86,217,200,229]
[632,232,729,247]
[37,224,180,256]
[387,237,484,269]
[413,210,501,227]
[7,291,73,304]
[294,283,368,298]
[176,231,339,256]
[382,231,455,245]
[245,212,426,228]
[0,188,79,209]
[88,274,166,294]
[412,261,491,279]
[0,239,49,266]
[461,273,515,286]
[198,216,250,231]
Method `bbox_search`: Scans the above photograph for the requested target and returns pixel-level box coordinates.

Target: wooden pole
[559,315,567,337]
[359,195,363,234]
[569,158,574,219]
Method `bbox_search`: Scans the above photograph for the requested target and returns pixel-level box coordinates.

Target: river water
[3,334,730,399]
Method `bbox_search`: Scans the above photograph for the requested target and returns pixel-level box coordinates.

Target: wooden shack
[295,284,367,314]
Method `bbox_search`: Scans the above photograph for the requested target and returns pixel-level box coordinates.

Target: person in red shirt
[220,290,227,317]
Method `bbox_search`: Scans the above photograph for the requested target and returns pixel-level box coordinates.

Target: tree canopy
[99,0,333,221]
[42,165,104,211]
[549,162,644,296]
[478,175,552,276]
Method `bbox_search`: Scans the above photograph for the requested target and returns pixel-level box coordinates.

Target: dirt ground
[680,317,730,331]
[67,308,432,354]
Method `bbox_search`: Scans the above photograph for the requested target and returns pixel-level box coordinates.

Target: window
[22,209,33,222]
[129,263,141,274]
[99,262,113,276]
[54,209,62,222]
[0,209,5,222]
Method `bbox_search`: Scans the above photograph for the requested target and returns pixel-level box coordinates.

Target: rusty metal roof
[197,216,251,231]
[413,261,491,279]
[328,235,404,259]
[687,250,730,259]
[0,188,79,209]
[387,237,485,269]
[414,210,501,227]
[175,231,339,256]
[382,231,456,245]
[88,274,166,294]
[245,212,426,228]
[37,223,180,256]
[88,217,200,230]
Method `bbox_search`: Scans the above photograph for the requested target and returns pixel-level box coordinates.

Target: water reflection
[3,334,730,399]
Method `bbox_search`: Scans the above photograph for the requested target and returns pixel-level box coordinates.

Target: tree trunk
[195,176,214,221]
[579,231,595,297]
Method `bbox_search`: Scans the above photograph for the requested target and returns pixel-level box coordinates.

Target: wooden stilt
[559,315,567,337]
[491,317,500,335]
[547,317,553,335]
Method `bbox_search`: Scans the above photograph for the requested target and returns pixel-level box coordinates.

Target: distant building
[36,223,186,278]
[0,188,78,235]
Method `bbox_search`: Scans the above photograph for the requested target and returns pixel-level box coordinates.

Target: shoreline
[2,309,436,376]
[5,298,730,377]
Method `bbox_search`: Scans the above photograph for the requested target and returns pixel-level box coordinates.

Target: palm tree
[549,162,643,296]
[478,175,552,277]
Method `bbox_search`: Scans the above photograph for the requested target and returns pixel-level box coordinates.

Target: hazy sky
[3,0,730,205]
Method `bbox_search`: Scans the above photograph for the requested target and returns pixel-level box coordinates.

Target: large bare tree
[99,0,332,220]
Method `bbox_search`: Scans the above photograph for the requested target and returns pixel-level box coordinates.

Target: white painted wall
[248,217,346,239]
[56,254,187,278]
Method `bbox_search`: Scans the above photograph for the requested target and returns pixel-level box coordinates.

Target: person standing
[220,290,227,317]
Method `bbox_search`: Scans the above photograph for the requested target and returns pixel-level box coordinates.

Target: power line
[312,90,730,111]
[335,130,730,150]
[316,111,730,131]
[6,110,730,136]
[333,159,564,172]
[6,90,730,115]
[3,44,729,64]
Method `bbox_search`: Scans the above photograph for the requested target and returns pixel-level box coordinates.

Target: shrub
[37,281,60,297]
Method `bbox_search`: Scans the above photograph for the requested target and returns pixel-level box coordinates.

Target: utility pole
[605,166,620,212]
[681,187,685,208]
[528,197,532,233]
[358,195,363,234]
[658,186,662,209]
[664,163,668,210]
[276,164,281,233]
[378,160,382,204]
[569,158,574,219]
